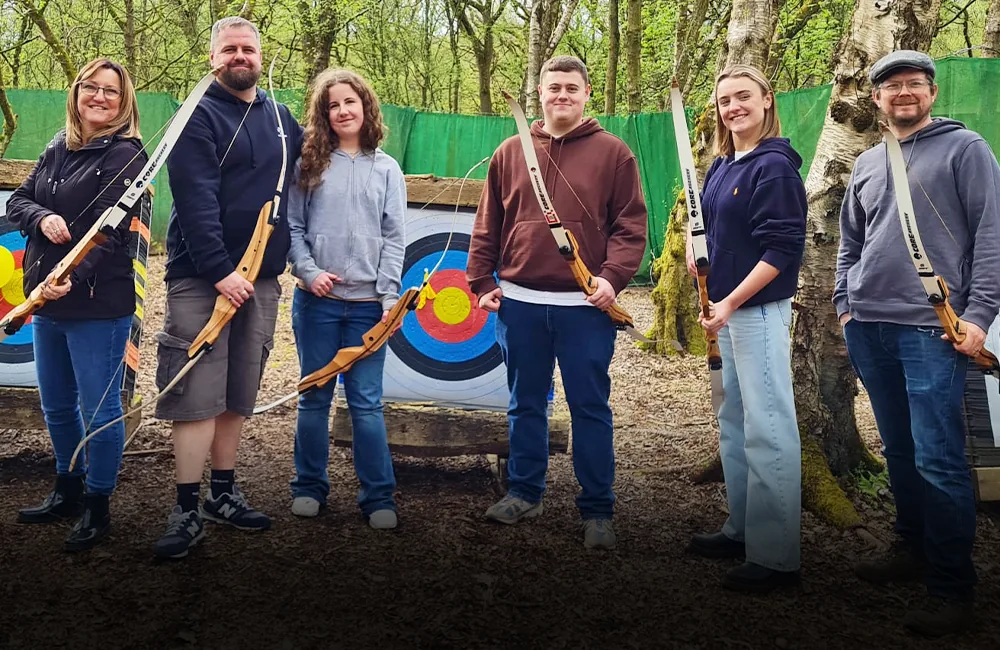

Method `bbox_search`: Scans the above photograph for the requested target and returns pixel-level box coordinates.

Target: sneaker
[903,596,974,638]
[368,509,398,530]
[291,496,321,518]
[484,494,543,525]
[582,518,616,549]
[854,540,924,584]
[154,506,205,559]
[200,485,271,531]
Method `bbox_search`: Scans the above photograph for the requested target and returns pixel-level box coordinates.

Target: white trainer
[291,496,320,518]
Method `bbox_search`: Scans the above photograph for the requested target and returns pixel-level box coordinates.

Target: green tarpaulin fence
[1,57,995,283]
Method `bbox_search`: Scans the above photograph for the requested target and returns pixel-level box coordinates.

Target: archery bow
[882,123,1000,377]
[500,90,676,348]
[69,55,288,470]
[252,158,490,415]
[670,79,724,415]
[0,68,221,344]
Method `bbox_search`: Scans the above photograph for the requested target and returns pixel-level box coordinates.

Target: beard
[886,103,930,128]
[219,65,260,91]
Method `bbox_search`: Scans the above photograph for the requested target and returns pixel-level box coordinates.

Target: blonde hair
[298,68,387,191]
[713,64,780,157]
[65,58,141,151]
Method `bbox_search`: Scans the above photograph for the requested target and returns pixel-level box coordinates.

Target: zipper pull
[90,285,95,299]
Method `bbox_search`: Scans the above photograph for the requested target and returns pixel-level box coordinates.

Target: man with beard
[835,50,1000,636]
[153,16,303,559]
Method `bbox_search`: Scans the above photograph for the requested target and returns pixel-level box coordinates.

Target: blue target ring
[0,224,34,359]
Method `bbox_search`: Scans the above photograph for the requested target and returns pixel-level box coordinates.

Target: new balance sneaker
[154,506,205,559]
[484,494,543,524]
[582,518,616,549]
[368,509,398,530]
[291,496,321,518]
[200,485,271,531]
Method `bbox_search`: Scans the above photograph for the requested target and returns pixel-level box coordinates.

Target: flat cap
[869,50,935,84]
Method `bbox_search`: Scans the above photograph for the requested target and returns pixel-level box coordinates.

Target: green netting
[4,57,1000,282]
[3,90,180,242]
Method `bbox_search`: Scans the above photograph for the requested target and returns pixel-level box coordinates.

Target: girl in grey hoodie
[286,69,406,529]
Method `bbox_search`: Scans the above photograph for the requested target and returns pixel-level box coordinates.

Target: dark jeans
[32,314,131,495]
[844,319,977,600]
[495,298,616,519]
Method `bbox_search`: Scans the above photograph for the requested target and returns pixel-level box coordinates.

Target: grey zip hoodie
[834,118,1000,333]
[287,148,407,310]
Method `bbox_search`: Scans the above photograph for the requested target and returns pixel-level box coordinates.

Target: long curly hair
[297,68,387,191]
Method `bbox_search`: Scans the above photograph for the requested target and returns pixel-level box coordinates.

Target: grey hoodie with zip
[834,118,1000,334]
[287,148,407,310]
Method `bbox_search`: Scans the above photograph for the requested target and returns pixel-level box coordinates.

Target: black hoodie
[700,137,807,307]
[164,81,303,284]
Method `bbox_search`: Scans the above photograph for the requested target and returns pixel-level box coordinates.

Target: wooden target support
[0,159,150,437]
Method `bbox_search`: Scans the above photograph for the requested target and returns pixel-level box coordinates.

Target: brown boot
[903,596,974,638]
[854,540,924,584]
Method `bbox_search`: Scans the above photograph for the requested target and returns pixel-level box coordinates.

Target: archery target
[0,190,38,387]
[335,204,552,412]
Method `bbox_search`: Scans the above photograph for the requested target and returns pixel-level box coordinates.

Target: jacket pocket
[155,331,193,396]
[343,234,383,283]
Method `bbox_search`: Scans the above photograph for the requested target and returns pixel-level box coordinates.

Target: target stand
[0,159,151,438]
[964,313,1000,502]
[330,175,570,486]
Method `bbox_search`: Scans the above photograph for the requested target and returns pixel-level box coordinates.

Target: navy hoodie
[164,81,303,284]
[700,137,807,306]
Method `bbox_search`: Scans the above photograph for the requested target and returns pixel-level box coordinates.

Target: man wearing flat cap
[834,50,1000,637]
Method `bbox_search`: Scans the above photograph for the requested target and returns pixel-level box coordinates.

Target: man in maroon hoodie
[467,55,647,549]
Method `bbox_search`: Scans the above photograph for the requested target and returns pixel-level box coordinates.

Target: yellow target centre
[0,246,13,287]
[2,268,25,305]
[432,286,471,325]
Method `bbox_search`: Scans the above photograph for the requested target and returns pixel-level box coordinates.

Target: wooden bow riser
[695,270,722,368]
[932,277,1000,374]
[187,200,274,356]
[296,287,421,393]
[1,216,112,334]
[561,229,641,331]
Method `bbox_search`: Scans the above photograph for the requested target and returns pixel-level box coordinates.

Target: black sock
[210,469,235,498]
[176,483,200,513]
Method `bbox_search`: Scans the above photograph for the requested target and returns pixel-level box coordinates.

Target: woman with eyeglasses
[6,58,148,551]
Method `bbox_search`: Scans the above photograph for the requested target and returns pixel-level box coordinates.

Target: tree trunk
[300,2,340,85]
[792,0,941,524]
[525,0,545,117]
[986,0,1000,56]
[477,32,495,115]
[624,0,641,112]
[672,0,710,95]
[123,0,137,74]
[605,0,620,114]
[445,1,462,112]
[0,64,19,157]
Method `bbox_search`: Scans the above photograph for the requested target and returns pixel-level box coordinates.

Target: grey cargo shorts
[154,276,281,421]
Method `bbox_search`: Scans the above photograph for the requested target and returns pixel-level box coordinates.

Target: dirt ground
[1,255,998,650]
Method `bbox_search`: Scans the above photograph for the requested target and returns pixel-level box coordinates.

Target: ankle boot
[65,493,111,552]
[17,474,85,523]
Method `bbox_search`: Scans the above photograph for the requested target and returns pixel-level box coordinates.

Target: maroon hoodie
[466,118,647,298]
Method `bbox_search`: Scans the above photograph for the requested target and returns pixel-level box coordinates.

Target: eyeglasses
[878,79,932,95]
[78,82,122,100]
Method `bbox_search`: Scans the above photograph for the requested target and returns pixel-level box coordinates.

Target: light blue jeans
[717,298,801,571]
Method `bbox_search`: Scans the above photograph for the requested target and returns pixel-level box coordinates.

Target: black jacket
[164,81,303,283]
[6,130,148,320]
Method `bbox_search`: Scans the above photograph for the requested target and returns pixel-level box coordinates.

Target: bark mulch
[1,256,997,649]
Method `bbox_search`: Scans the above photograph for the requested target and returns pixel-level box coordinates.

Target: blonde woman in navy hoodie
[684,65,807,592]
[286,69,406,529]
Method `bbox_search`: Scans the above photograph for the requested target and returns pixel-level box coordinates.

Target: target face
[333,204,553,412]
[0,191,38,386]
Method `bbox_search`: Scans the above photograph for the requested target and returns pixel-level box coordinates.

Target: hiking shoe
[200,485,271,531]
[903,596,974,638]
[723,562,800,593]
[854,540,924,584]
[484,494,543,525]
[291,496,321,518]
[368,509,398,530]
[17,474,85,524]
[687,531,746,559]
[582,518,616,549]
[154,506,205,559]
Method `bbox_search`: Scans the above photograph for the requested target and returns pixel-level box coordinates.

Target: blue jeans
[32,314,131,496]
[290,288,396,515]
[844,319,976,600]
[717,299,801,571]
[496,298,616,520]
